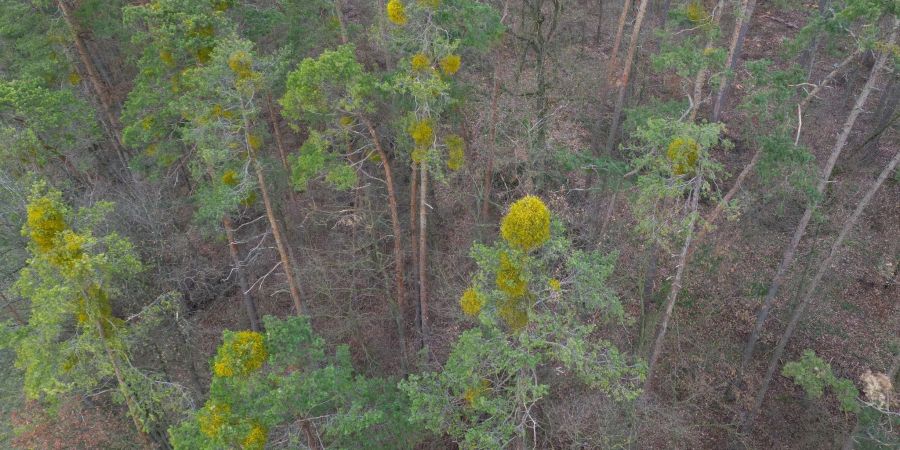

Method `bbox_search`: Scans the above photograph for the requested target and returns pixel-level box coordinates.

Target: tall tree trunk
[252,156,306,315]
[691,145,762,245]
[711,0,757,122]
[605,0,650,153]
[56,0,125,160]
[644,176,702,392]
[418,163,429,349]
[94,318,153,447]
[741,147,900,431]
[223,216,261,332]
[362,119,407,311]
[738,24,896,378]
[264,95,299,207]
[689,0,726,122]
[409,162,420,328]
[799,0,830,82]
[608,0,633,72]
[481,66,502,224]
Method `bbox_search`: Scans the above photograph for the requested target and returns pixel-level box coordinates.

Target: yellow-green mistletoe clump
[462,379,490,406]
[411,53,431,72]
[666,137,700,176]
[409,119,434,148]
[386,0,407,25]
[213,331,268,378]
[496,252,527,298]
[459,287,484,316]
[685,0,710,23]
[221,169,239,186]
[198,401,232,438]
[241,422,268,450]
[440,54,461,76]
[498,295,529,331]
[500,195,551,252]
[26,196,66,254]
[445,134,465,170]
[548,278,561,292]
[228,51,254,79]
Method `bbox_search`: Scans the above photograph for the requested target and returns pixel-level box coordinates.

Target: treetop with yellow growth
[386,0,407,25]
[500,195,551,252]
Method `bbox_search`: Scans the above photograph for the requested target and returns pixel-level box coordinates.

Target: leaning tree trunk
[56,0,126,160]
[738,24,896,378]
[605,0,650,153]
[481,66,502,224]
[644,176,702,392]
[223,216,261,332]
[741,147,900,431]
[252,156,306,315]
[711,0,757,122]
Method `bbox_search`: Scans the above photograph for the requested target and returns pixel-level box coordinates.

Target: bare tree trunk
[799,0,830,81]
[711,0,757,122]
[362,119,407,311]
[799,50,861,111]
[608,0,633,72]
[56,0,125,160]
[223,216,261,332]
[692,146,762,245]
[605,0,650,153]
[644,176,702,392]
[481,67,502,224]
[252,157,306,315]
[689,0,726,122]
[418,163,429,349]
[409,162,419,329]
[741,147,900,431]
[738,24,896,378]
[95,318,153,447]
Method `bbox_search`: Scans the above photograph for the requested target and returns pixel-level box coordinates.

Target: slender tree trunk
[644,176,702,392]
[481,67,502,224]
[692,146,762,245]
[56,0,125,159]
[711,0,757,122]
[252,157,306,315]
[741,147,900,431]
[94,319,153,446]
[689,0,726,122]
[606,0,650,153]
[609,0,633,72]
[223,216,261,332]
[362,119,407,311]
[860,75,900,162]
[409,162,419,327]
[799,49,861,111]
[264,94,299,208]
[800,0,830,81]
[418,163,429,348]
[738,24,896,377]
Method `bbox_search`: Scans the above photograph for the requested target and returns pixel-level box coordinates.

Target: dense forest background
[0,0,897,448]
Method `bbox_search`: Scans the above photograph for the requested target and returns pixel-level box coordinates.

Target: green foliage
[169,315,421,449]
[626,116,728,247]
[782,349,860,414]
[401,197,644,448]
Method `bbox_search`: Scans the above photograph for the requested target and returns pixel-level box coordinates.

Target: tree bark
[223,216,261,332]
[738,23,896,378]
[688,0,726,122]
[644,176,702,392]
[741,147,900,431]
[56,0,126,160]
[418,163,429,348]
[362,118,407,311]
[605,0,650,153]
[252,156,306,315]
[711,0,757,122]
[481,66,502,225]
